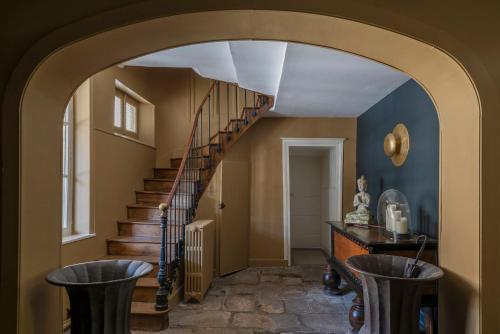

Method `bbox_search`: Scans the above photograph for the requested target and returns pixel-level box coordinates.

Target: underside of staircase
[100,82,274,331]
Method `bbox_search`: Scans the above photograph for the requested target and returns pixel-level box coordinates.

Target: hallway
[133,264,353,334]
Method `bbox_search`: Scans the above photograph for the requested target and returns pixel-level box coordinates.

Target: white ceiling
[125,41,410,117]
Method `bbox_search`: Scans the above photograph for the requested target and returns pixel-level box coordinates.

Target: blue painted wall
[356,79,439,237]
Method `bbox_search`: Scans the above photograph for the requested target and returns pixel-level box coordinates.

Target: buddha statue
[345,175,373,225]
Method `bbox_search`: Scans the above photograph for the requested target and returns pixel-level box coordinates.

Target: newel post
[155,203,171,311]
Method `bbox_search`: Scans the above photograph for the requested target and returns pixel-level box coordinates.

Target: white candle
[396,217,408,234]
[392,210,401,231]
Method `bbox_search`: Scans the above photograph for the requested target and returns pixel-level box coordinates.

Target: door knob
[219,202,226,209]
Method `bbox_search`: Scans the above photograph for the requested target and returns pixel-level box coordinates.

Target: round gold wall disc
[383,123,410,167]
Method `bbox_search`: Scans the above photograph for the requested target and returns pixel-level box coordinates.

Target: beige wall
[60,67,158,321]
[151,69,238,167]
[62,66,158,265]
[91,66,156,146]
[245,118,356,265]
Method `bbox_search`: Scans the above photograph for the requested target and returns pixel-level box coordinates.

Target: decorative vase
[346,254,443,334]
[46,260,153,334]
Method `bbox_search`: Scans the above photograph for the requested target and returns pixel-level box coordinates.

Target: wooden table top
[325,221,437,251]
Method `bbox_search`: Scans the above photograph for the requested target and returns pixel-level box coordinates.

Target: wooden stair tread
[137,277,159,288]
[136,190,192,195]
[131,302,169,315]
[127,204,160,209]
[171,155,209,159]
[144,178,175,182]
[136,190,170,195]
[118,219,182,226]
[100,255,159,263]
[154,167,201,170]
[118,219,160,225]
[107,236,161,243]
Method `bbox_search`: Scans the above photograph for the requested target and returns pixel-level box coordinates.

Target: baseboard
[248,258,288,267]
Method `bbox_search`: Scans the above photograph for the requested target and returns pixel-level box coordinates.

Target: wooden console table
[324,221,438,333]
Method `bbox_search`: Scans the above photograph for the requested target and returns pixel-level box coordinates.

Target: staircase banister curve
[155,78,273,314]
[159,80,217,212]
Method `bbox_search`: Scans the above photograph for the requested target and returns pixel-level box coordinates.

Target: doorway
[289,147,330,265]
[282,138,344,266]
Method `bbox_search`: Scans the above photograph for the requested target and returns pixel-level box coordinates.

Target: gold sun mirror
[383,123,410,167]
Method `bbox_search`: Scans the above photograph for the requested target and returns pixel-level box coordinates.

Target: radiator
[184,219,215,303]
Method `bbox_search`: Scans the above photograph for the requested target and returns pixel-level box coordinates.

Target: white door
[289,154,322,248]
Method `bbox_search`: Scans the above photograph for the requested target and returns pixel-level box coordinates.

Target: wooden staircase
[100,81,274,331]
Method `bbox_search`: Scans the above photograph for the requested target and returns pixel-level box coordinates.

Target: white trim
[282,138,344,266]
[61,233,96,245]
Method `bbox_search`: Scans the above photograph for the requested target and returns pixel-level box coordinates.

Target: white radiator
[184,219,215,302]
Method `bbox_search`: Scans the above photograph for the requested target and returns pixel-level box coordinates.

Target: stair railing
[155,80,272,311]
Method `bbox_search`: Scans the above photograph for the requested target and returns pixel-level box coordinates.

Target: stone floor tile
[206,285,227,297]
[224,294,256,312]
[196,328,254,334]
[299,312,350,333]
[132,328,194,334]
[226,284,261,295]
[257,298,285,314]
[284,298,314,314]
[170,310,231,328]
[260,274,282,283]
[282,277,303,285]
[281,285,307,299]
[150,263,353,334]
[227,270,260,285]
[177,295,224,311]
[232,313,277,331]
[269,313,305,331]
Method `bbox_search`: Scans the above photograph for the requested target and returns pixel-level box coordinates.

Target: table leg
[322,264,342,295]
[349,295,364,332]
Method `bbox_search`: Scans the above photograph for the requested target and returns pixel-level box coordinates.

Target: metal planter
[346,254,443,334]
[47,260,153,334]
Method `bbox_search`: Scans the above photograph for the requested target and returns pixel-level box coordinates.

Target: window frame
[114,89,139,138]
[62,97,75,237]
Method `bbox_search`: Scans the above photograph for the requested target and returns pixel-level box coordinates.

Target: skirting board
[249,258,288,267]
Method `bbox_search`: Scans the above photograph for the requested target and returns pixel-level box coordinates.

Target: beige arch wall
[20,11,480,333]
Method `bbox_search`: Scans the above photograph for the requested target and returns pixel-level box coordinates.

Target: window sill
[94,128,155,149]
[62,233,96,245]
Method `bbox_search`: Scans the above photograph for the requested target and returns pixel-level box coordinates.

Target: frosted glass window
[125,101,137,133]
[114,95,122,128]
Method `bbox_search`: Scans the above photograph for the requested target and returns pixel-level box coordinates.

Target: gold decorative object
[384,123,410,167]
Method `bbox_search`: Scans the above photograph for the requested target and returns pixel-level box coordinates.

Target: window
[114,90,138,136]
[62,97,74,237]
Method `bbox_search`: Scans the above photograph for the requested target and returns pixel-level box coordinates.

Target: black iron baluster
[253,91,257,116]
[244,89,249,125]
[208,93,211,169]
[217,82,221,152]
[234,85,239,133]
[176,179,180,266]
[226,83,230,141]
[200,105,203,148]
[156,203,170,311]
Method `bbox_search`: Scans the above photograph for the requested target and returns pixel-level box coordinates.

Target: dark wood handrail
[162,81,217,209]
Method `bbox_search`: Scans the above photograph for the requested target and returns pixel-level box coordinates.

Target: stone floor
[133,262,355,334]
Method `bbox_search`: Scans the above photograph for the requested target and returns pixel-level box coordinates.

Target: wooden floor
[291,248,327,265]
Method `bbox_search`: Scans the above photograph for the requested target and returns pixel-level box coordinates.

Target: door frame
[282,137,345,266]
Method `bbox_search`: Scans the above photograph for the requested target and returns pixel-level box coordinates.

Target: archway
[17,10,480,333]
